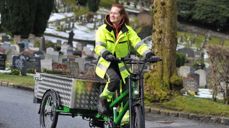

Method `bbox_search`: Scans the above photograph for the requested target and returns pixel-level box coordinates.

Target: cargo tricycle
[33,56,161,128]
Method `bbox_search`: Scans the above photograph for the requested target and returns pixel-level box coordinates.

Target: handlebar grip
[147,56,162,63]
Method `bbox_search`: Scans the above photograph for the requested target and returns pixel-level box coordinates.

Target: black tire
[132,106,144,128]
[40,90,59,128]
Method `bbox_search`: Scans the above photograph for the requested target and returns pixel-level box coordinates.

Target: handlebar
[110,56,162,64]
[120,56,162,64]
[112,56,162,76]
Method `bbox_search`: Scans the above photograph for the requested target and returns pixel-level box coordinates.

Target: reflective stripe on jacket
[94,24,151,83]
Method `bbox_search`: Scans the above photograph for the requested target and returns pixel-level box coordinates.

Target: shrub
[9,67,20,75]
[176,52,187,67]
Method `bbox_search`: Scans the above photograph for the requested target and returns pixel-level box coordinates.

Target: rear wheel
[132,105,144,128]
[40,90,59,128]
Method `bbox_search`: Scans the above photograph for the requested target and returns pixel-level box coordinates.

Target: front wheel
[40,90,59,128]
[132,105,144,128]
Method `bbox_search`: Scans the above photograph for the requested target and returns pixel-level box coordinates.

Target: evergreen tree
[87,0,100,12]
[0,0,54,38]
[77,0,88,6]
[177,0,229,32]
[177,0,196,21]
[192,0,229,31]
[32,0,54,37]
[0,0,11,33]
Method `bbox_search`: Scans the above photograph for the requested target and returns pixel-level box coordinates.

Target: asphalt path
[0,86,227,128]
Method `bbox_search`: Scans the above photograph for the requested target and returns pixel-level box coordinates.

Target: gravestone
[68,30,74,47]
[177,48,195,58]
[0,54,6,70]
[6,45,18,65]
[75,57,85,73]
[46,47,54,54]
[178,66,194,78]
[12,52,41,75]
[82,46,93,57]
[0,47,5,54]
[35,50,45,57]
[40,37,46,52]
[183,73,200,95]
[61,43,70,55]
[2,42,11,52]
[56,40,62,44]
[195,69,207,88]
[2,35,10,42]
[67,47,73,55]
[12,55,26,75]
[18,43,25,52]
[41,59,53,71]
[45,47,59,62]
[47,51,59,62]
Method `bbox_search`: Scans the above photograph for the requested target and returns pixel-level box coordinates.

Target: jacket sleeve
[127,26,152,57]
[94,26,108,57]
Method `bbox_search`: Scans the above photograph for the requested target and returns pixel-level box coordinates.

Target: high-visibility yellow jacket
[94,23,151,83]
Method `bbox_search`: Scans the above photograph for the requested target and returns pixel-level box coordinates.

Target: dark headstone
[0,54,6,70]
[12,54,41,75]
[18,43,25,52]
[12,55,26,70]
[183,73,200,94]
[40,37,46,52]
[177,48,195,58]
[2,35,10,42]
[68,31,74,47]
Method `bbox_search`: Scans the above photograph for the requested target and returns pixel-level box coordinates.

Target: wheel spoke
[40,91,59,128]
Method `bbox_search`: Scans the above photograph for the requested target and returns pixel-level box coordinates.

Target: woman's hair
[112,3,129,24]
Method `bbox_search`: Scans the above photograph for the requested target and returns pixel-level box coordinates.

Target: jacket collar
[104,15,128,33]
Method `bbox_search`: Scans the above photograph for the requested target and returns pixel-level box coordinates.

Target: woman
[94,3,154,114]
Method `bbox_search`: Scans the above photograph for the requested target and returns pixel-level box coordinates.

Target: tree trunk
[145,0,181,102]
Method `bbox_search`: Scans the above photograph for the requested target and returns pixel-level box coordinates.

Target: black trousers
[105,62,122,92]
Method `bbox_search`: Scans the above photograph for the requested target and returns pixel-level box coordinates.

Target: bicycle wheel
[132,105,144,128]
[40,90,59,128]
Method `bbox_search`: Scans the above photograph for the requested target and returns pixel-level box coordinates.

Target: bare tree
[207,45,229,104]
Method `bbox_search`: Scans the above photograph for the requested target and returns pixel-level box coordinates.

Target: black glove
[105,54,116,61]
[102,51,116,62]
[145,52,155,59]
[145,52,162,62]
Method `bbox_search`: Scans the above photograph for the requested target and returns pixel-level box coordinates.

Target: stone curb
[145,106,229,125]
[0,81,34,91]
[1,81,229,125]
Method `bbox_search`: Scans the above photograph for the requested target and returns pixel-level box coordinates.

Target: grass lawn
[0,73,34,88]
[153,96,229,117]
[177,31,229,48]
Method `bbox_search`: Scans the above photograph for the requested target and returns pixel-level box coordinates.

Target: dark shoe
[98,97,110,115]
[122,124,129,128]
[90,119,105,128]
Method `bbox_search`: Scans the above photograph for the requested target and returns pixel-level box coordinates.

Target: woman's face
[109,6,122,24]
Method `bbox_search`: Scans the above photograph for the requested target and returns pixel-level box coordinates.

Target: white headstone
[75,57,85,73]
[41,59,53,70]
[195,69,207,88]
[48,51,59,62]
[83,46,93,57]
[46,47,54,54]
[178,66,194,78]
[2,42,11,50]
[61,44,70,55]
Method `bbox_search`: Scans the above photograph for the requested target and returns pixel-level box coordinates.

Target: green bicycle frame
[109,89,129,125]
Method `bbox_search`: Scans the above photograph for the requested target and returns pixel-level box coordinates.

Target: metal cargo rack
[34,73,105,110]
